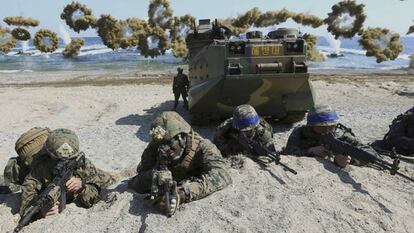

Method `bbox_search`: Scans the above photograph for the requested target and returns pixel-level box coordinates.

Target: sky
[0,0,413,38]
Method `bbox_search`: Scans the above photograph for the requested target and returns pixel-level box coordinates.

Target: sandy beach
[0,70,413,233]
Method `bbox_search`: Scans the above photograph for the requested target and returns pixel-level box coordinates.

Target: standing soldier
[128,111,231,216]
[172,67,190,111]
[19,129,117,219]
[381,106,414,156]
[283,105,379,168]
[0,127,51,194]
[213,105,274,158]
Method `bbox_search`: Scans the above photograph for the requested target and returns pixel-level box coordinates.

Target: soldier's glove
[334,154,351,168]
[159,185,180,216]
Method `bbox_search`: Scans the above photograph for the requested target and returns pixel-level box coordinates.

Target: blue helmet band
[232,116,260,129]
[307,112,339,124]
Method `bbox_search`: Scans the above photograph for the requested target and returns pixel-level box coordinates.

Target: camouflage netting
[138,25,169,58]
[96,14,123,50]
[170,15,195,41]
[358,27,404,63]
[118,18,148,49]
[171,37,188,58]
[223,7,262,35]
[0,26,17,53]
[291,13,324,28]
[303,34,325,62]
[63,38,84,58]
[220,8,324,36]
[255,8,293,27]
[33,29,59,53]
[61,2,97,33]
[3,16,39,27]
[11,28,31,41]
[407,24,414,35]
[96,15,149,50]
[148,0,173,30]
[325,0,366,39]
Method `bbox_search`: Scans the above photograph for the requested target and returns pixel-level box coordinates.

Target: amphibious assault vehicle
[186,19,315,123]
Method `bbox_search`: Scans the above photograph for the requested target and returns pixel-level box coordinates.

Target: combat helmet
[177,67,183,73]
[232,105,260,131]
[45,129,79,160]
[307,105,339,126]
[15,127,51,165]
[150,111,191,143]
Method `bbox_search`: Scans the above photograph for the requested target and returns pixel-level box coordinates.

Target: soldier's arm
[184,74,190,88]
[3,157,29,185]
[258,119,274,148]
[213,119,234,155]
[19,171,43,216]
[386,119,414,152]
[72,157,107,208]
[283,127,311,156]
[127,142,158,193]
[179,141,231,203]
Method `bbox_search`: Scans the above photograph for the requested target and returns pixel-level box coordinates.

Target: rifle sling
[179,130,200,169]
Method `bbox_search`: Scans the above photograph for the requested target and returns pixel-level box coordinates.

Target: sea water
[0,36,413,73]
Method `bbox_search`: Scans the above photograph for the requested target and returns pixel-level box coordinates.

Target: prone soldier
[0,127,51,194]
[128,111,231,216]
[283,105,379,168]
[213,105,274,158]
[213,105,296,174]
[19,129,116,221]
[380,106,414,157]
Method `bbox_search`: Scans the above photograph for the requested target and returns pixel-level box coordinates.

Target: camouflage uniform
[213,117,274,157]
[383,107,414,156]
[173,68,190,110]
[284,124,375,166]
[128,111,231,204]
[1,127,50,194]
[19,129,116,216]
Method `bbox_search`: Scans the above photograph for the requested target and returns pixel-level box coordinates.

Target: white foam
[78,48,113,56]
[0,69,33,73]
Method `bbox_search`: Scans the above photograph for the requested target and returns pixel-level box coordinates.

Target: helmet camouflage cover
[307,105,339,126]
[232,104,260,131]
[45,128,80,160]
[150,111,191,143]
[15,127,51,165]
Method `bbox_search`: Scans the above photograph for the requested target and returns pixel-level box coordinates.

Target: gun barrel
[164,182,171,217]
[278,162,298,175]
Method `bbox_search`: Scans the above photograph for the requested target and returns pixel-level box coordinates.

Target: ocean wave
[0,69,33,73]
[78,47,114,56]
[318,45,412,60]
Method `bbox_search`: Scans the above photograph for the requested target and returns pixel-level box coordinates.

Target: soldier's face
[240,129,256,138]
[158,135,186,162]
[312,125,335,135]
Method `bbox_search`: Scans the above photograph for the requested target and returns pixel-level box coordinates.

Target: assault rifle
[14,153,85,233]
[235,133,297,175]
[150,146,178,217]
[319,134,414,183]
